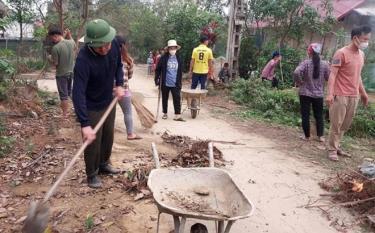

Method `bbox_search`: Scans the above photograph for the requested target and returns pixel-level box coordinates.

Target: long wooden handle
[151,142,161,169]
[208,142,214,168]
[155,85,161,121]
[43,97,118,202]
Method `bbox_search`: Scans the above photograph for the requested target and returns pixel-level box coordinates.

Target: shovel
[22,97,118,233]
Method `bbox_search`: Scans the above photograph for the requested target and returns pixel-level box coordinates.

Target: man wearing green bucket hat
[73,19,125,188]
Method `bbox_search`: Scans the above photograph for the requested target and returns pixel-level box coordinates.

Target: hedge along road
[37,64,362,233]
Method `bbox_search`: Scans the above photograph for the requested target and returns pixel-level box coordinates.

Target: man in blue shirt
[155,40,184,121]
[73,19,125,188]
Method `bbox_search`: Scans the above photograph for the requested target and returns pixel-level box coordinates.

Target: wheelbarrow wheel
[190,98,198,119]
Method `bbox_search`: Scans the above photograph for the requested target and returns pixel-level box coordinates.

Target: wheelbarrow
[181,89,208,119]
[148,142,254,233]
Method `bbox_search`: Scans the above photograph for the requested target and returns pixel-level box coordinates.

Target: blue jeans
[191,73,207,89]
[118,96,133,135]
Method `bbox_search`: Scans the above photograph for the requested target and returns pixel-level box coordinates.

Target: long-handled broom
[22,97,119,233]
[126,77,156,128]
[131,96,156,128]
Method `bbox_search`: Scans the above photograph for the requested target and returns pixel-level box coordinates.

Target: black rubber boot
[99,164,120,175]
[87,175,102,189]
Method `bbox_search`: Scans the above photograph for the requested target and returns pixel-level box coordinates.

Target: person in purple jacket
[293,43,330,142]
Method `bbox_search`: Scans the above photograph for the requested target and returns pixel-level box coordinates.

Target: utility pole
[226,0,246,80]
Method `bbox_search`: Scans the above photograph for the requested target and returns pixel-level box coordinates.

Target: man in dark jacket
[155,39,184,121]
[73,19,125,188]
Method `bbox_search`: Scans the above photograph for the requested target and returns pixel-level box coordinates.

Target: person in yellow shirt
[189,35,214,89]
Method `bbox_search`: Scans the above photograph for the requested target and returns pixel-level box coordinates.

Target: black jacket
[155,53,183,89]
[73,39,124,127]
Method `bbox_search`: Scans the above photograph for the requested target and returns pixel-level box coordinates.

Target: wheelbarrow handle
[151,142,161,169]
[208,142,214,168]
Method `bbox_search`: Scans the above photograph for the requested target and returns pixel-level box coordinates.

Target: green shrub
[231,78,375,138]
[0,81,9,101]
[231,78,301,126]
[0,118,15,158]
[348,106,375,138]
[238,39,305,88]
[24,59,46,71]
[0,59,16,78]
[0,49,15,58]
[238,36,259,78]
[0,136,15,158]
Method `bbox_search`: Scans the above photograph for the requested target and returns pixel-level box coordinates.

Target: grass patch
[0,136,15,158]
[231,78,375,139]
[85,214,94,231]
[37,89,59,107]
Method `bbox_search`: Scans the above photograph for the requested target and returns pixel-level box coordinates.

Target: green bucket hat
[84,19,116,47]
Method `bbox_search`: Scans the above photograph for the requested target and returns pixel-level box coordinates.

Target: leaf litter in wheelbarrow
[120,132,226,201]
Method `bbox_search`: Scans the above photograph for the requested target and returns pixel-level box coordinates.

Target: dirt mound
[1,82,48,117]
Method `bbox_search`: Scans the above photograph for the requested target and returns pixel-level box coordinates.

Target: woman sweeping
[155,39,185,121]
[115,35,142,140]
[293,43,330,142]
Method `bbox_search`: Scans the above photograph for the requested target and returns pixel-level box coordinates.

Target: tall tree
[7,0,35,41]
[165,3,224,71]
[197,0,225,15]
[53,0,64,31]
[244,0,335,46]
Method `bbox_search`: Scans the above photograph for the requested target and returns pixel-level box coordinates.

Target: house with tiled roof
[252,0,375,54]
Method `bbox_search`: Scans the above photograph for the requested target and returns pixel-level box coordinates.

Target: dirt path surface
[125,65,360,233]
[4,64,359,233]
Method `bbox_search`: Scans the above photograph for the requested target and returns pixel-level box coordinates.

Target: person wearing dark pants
[161,86,181,117]
[48,27,76,117]
[293,43,330,142]
[189,35,214,89]
[155,39,184,121]
[191,73,207,89]
[84,107,116,178]
[73,19,125,188]
[299,95,324,139]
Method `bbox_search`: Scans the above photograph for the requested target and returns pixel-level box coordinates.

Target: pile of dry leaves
[161,131,193,149]
[162,131,226,167]
[119,164,153,200]
[171,141,225,167]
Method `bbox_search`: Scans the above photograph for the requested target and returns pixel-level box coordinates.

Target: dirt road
[34,65,361,233]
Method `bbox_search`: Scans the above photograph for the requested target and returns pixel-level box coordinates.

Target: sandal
[337,149,351,157]
[328,151,339,161]
[127,135,142,140]
[299,135,310,141]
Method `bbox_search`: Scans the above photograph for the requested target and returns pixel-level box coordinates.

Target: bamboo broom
[131,96,156,128]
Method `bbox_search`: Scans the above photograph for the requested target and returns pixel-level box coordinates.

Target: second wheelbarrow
[181,89,208,119]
